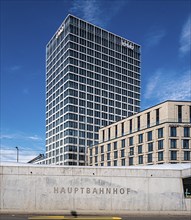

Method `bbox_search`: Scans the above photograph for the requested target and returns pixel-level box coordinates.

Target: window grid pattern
[45,15,141,165]
[88,101,191,167]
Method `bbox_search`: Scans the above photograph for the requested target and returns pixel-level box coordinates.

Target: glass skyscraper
[45,14,141,165]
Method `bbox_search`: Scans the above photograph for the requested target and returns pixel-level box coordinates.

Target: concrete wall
[0,163,191,214]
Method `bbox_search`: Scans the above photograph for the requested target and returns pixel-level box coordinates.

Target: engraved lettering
[53,187,131,195]
[54,187,59,193]
[113,188,118,194]
[86,188,91,194]
[106,188,111,194]
[74,187,79,193]
[127,188,130,194]
[92,188,98,194]
[120,188,125,194]
[68,187,72,194]
[60,187,66,193]
[99,188,104,194]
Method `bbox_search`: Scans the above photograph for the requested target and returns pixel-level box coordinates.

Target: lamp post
[15,146,19,162]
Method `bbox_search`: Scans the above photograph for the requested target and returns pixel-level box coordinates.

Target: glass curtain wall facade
[45,14,141,165]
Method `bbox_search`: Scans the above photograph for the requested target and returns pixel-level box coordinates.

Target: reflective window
[178,105,182,123]
[184,127,190,137]
[171,151,177,160]
[158,140,163,150]
[158,128,163,138]
[170,139,177,148]
[184,151,190,161]
[129,157,133,166]
[147,131,152,141]
[147,153,152,163]
[183,140,189,149]
[114,151,118,159]
[130,147,134,155]
[129,137,133,146]
[170,127,177,137]
[121,149,125,157]
[148,143,153,152]
[138,155,143,164]
[138,134,143,143]
[158,152,163,161]
[107,143,111,151]
[121,139,125,148]
[121,159,125,166]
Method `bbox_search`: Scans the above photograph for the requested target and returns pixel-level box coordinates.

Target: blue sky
[1,0,191,162]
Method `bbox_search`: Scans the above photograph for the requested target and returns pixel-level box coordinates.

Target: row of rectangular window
[47,146,86,156]
[46,107,138,123]
[170,126,190,137]
[68,47,140,67]
[63,22,140,54]
[46,62,140,95]
[46,113,124,128]
[63,96,137,108]
[47,27,140,75]
[47,43,140,74]
[47,55,141,88]
[46,83,140,106]
[47,78,140,103]
[92,139,190,156]
[51,16,140,53]
[63,71,140,88]
[102,123,190,143]
[47,53,140,81]
[91,151,191,166]
[103,127,165,143]
[47,66,139,92]
[46,86,139,108]
[47,41,140,80]
[46,100,133,115]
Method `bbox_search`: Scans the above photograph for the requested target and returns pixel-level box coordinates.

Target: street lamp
[15,146,19,162]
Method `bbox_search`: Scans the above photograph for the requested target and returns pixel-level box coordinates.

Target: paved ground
[1,215,191,220]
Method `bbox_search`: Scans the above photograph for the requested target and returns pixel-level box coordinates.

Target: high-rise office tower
[45,14,141,165]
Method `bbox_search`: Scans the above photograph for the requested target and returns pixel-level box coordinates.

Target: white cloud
[28,135,42,141]
[179,15,191,55]
[70,0,126,28]
[144,69,191,102]
[0,145,43,163]
[144,70,162,99]
[158,70,191,101]
[71,0,101,24]
[0,132,42,142]
[145,29,166,48]
[0,131,44,162]
[0,134,15,139]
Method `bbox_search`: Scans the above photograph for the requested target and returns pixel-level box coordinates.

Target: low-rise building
[88,100,191,166]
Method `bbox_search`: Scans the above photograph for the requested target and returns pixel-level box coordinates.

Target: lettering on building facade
[53,187,131,195]
[121,40,134,50]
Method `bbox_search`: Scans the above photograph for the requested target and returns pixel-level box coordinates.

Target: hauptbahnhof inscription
[54,187,131,195]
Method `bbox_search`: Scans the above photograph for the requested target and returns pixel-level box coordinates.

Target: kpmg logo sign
[121,40,134,50]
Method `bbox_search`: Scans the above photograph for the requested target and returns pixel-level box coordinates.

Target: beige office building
[88,101,191,166]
